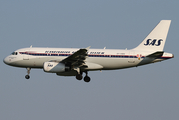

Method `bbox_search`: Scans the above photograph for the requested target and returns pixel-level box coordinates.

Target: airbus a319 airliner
[4,20,174,82]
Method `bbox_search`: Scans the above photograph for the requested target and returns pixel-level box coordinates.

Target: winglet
[86,46,91,51]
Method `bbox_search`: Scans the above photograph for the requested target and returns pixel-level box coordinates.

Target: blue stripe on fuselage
[19,52,171,59]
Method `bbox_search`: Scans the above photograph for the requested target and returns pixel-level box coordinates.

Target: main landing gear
[25,67,31,79]
[84,71,90,82]
[24,67,91,82]
[76,71,91,82]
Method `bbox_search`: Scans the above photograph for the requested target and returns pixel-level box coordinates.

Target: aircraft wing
[60,46,91,66]
[146,51,164,58]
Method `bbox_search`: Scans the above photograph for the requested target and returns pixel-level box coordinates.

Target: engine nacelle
[43,62,70,73]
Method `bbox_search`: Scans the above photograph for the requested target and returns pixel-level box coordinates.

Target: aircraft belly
[87,57,139,70]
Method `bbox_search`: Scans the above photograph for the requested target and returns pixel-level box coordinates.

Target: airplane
[3,20,174,82]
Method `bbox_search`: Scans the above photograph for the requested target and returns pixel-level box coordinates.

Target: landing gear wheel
[76,74,83,80]
[25,68,31,79]
[84,76,91,82]
[25,75,30,79]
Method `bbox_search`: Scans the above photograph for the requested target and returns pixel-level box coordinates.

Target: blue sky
[0,0,179,120]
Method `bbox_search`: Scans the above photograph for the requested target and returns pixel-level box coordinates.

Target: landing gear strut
[25,68,31,79]
[75,67,83,80]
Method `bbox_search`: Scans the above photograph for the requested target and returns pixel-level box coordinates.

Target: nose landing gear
[25,68,31,79]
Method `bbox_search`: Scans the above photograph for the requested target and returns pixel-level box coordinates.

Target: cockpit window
[11,52,18,55]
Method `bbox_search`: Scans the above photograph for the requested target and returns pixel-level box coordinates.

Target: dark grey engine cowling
[43,62,70,73]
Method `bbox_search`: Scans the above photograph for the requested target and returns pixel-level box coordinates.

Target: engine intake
[43,62,70,73]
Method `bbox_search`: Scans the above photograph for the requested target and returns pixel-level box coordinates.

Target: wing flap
[61,46,91,66]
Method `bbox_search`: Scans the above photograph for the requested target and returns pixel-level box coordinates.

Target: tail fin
[133,20,171,51]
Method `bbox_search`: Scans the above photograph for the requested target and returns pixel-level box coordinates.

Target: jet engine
[43,62,70,73]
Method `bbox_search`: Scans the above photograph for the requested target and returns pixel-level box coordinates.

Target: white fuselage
[3,47,173,71]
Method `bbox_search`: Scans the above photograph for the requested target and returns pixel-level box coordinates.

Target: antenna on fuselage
[104,47,106,49]
[30,45,32,48]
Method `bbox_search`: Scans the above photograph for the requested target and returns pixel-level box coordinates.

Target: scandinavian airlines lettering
[72,51,105,54]
[44,51,105,54]
[144,39,163,46]
[47,64,53,67]
[89,52,105,54]
[45,51,70,53]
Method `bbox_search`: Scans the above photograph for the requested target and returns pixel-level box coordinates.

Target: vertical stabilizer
[133,20,171,51]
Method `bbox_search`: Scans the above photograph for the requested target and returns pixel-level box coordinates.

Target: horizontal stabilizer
[146,51,164,58]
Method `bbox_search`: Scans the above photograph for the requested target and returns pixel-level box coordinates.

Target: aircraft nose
[3,56,10,65]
